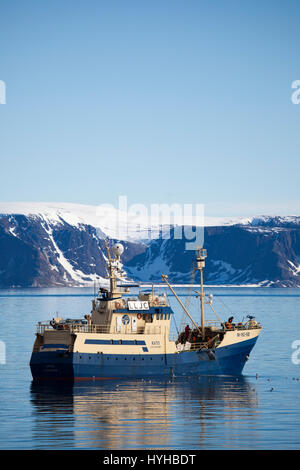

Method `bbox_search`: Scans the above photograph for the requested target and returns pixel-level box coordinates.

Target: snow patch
[287,260,300,276]
[8,227,18,237]
[40,221,106,286]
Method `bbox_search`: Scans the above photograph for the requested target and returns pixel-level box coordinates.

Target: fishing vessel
[30,241,262,381]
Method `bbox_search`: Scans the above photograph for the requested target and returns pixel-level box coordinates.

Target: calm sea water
[0,287,300,450]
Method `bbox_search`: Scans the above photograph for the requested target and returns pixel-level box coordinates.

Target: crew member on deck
[185,324,190,339]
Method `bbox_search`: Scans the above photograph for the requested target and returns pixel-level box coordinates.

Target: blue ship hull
[30,336,258,381]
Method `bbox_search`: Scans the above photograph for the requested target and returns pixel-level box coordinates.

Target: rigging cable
[181,262,197,329]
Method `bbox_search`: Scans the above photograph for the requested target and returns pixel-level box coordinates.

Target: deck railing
[37,319,261,337]
[180,320,262,332]
[36,322,163,336]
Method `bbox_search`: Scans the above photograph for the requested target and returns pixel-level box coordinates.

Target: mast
[196,247,207,339]
[161,247,207,338]
[105,240,115,295]
[105,239,124,297]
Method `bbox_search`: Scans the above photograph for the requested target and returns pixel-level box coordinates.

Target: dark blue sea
[0,287,300,450]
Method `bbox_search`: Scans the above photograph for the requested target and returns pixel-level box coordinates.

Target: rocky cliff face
[126,224,300,287]
[0,206,300,287]
[0,213,145,287]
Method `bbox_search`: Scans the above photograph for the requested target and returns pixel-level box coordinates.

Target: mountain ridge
[0,202,300,288]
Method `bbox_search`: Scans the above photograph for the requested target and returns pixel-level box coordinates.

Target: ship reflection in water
[30,376,259,449]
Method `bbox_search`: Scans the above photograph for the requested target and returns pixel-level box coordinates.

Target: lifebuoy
[137,313,142,320]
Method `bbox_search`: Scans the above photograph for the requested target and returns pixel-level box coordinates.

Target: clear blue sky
[1,0,300,216]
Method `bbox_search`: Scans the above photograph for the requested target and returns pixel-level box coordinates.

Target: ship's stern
[30,329,76,381]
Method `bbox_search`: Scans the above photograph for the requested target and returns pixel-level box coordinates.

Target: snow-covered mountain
[0,203,146,287]
[0,202,300,287]
[126,224,300,287]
